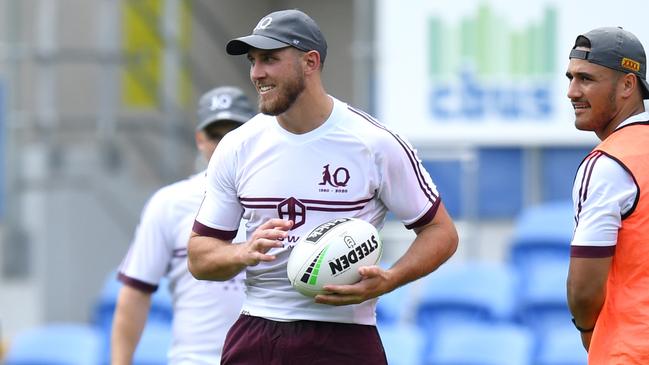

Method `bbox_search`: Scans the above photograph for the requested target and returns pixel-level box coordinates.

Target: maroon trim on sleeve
[117,272,158,293]
[193,220,238,240]
[575,151,602,223]
[405,198,441,230]
[570,245,616,258]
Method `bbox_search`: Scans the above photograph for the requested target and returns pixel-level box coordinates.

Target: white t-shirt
[119,172,245,364]
[571,110,649,255]
[194,97,440,325]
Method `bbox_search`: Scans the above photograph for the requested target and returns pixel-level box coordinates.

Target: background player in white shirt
[111,86,255,364]
[187,9,459,364]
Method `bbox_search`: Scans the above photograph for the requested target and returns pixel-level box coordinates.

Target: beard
[575,87,619,135]
[258,65,306,116]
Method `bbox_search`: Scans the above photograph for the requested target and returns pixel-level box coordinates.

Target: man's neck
[277,87,334,135]
[599,99,646,140]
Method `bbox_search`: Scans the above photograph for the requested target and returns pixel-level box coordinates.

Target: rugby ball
[287,217,383,297]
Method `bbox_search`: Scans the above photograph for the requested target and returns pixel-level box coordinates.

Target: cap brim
[196,112,252,131]
[226,35,290,55]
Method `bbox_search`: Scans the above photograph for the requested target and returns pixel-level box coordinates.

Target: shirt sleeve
[118,189,174,292]
[376,132,440,230]
[571,151,637,257]
[193,134,243,240]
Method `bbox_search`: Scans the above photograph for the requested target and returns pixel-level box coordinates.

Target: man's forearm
[567,256,611,331]
[388,208,458,289]
[187,234,245,281]
[568,288,605,331]
[188,219,293,281]
[111,287,152,365]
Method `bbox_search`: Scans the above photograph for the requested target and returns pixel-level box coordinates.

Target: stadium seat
[427,322,534,365]
[508,201,575,352]
[132,322,172,365]
[414,260,517,361]
[92,270,173,363]
[540,147,594,202]
[421,147,524,219]
[421,159,463,218]
[92,270,173,333]
[535,325,587,365]
[415,261,516,331]
[4,322,103,365]
[376,283,417,325]
[516,259,572,335]
[509,200,574,274]
[476,148,524,218]
[378,323,425,365]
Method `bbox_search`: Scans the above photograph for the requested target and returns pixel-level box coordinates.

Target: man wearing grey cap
[111,86,254,364]
[188,9,458,364]
[565,27,649,363]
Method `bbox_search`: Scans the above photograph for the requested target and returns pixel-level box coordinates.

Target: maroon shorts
[221,315,388,365]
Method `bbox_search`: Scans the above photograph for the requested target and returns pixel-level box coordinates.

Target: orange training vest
[587,122,649,365]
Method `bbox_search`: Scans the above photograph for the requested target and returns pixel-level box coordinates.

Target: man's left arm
[566,154,633,349]
[567,256,611,350]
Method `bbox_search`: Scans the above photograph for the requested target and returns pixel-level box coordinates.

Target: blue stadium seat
[132,322,172,365]
[427,322,534,365]
[415,260,517,362]
[422,147,524,219]
[516,259,572,335]
[92,270,173,364]
[508,201,574,340]
[476,148,524,218]
[376,283,416,325]
[378,323,425,365]
[92,271,123,332]
[540,147,594,202]
[92,270,173,333]
[5,322,103,365]
[535,325,587,365]
[421,159,463,218]
[415,261,516,332]
[509,200,574,273]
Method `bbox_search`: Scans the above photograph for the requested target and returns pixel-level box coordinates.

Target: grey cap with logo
[196,86,255,131]
[225,9,327,63]
[569,26,649,99]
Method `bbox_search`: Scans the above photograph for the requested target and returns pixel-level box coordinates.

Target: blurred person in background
[111,86,255,364]
[187,9,458,365]
[566,27,649,363]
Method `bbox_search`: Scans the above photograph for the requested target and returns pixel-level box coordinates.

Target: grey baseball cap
[196,86,255,131]
[226,9,327,63]
[570,26,649,99]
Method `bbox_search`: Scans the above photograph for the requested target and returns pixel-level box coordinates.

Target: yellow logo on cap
[621,57,641,72]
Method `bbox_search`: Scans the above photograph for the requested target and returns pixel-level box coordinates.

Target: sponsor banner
[376,0,649,146]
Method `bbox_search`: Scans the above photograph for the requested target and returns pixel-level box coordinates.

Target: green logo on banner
[427,4,557,119]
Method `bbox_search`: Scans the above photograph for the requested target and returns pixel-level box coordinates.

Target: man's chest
[237,147,379,231]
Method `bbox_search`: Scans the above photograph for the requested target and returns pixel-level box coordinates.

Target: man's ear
[621,73,639,98]
[195,131,207,153]
[303,50,321,75]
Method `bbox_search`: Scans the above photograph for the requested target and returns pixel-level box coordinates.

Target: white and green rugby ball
[287,218,383,297]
